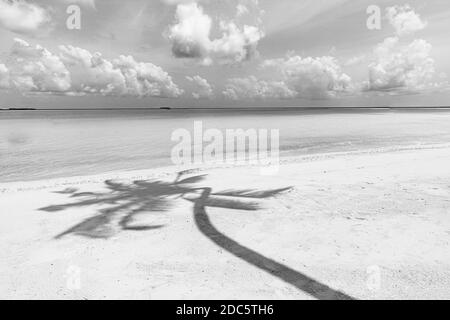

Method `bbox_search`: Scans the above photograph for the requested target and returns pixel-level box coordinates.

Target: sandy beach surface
[1,146,450,300]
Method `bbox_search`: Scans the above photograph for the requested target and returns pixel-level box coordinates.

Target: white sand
[1,146,449,300]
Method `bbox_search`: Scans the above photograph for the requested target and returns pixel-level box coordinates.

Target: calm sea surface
[1,108,450,183]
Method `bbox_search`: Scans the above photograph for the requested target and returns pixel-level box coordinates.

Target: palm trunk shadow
[192,188,355,300]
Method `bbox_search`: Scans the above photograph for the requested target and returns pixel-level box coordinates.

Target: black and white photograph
[0,0,450,303]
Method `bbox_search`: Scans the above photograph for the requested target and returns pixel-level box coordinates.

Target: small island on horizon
[0,107,37,111]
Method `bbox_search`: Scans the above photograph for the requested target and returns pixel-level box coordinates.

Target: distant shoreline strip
[2,106,450,111]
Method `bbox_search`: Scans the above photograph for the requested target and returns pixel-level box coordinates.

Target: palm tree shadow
[39,173,207,239]
[39,172,354,300]
[187,187,354,300]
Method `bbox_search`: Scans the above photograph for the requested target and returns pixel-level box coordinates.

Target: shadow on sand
[39,171,354,300]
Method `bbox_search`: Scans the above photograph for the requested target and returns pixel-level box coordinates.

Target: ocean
[1,108,450,183]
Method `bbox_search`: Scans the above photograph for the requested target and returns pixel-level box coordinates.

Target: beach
[1,0,450,304]
[1,144,449,300]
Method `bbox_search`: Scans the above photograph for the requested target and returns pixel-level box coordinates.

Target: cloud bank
[186,75,213,99]
[9,38,71,92]
[223,76,295,100]
[0,39,183,98]
[224,55,351,100]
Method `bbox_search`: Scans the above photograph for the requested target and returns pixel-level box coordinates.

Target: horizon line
[2,106,450,111]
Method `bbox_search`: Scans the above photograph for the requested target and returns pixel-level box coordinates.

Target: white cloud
[263,55,352,99]
[9,38,71,92]
[210,21,263,64]
[386,5,427,37]
[236,4,249,17]
[0,64,9,88]
[0,0,50,34]
[114,55,184,98]
[59,45,128,96]
[224,55,352,100]
[366,37,437,93]
[168,2,264,65]
[363,5,446,94]
[0,39,183,97]
[223,76,295,100]
[58,45,183,97]
[186,75,213,99]
[168,3,212,61]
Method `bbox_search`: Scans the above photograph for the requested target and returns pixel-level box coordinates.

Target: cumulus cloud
[59,45,183,97]
[115,56,183,98]
[364,5,444,94]
[366,37,436,93]
[0,64,10,88]
[186,75,213,99]
[264,56,352,98]
[236,4,249,17]
[223,76,295,100]
[168,3,212,61]
[8,38,71,92]
[386,5,427,37]
[210,22,263,64]
[224,55,351,100]
[168,2,264,65]
[0,39,183,97]
[0,0,50,34]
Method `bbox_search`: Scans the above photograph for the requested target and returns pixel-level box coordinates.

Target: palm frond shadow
[39,172,354,300]
[39,175,207,239]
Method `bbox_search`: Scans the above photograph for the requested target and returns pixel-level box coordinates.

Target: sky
[0,0,450,108]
